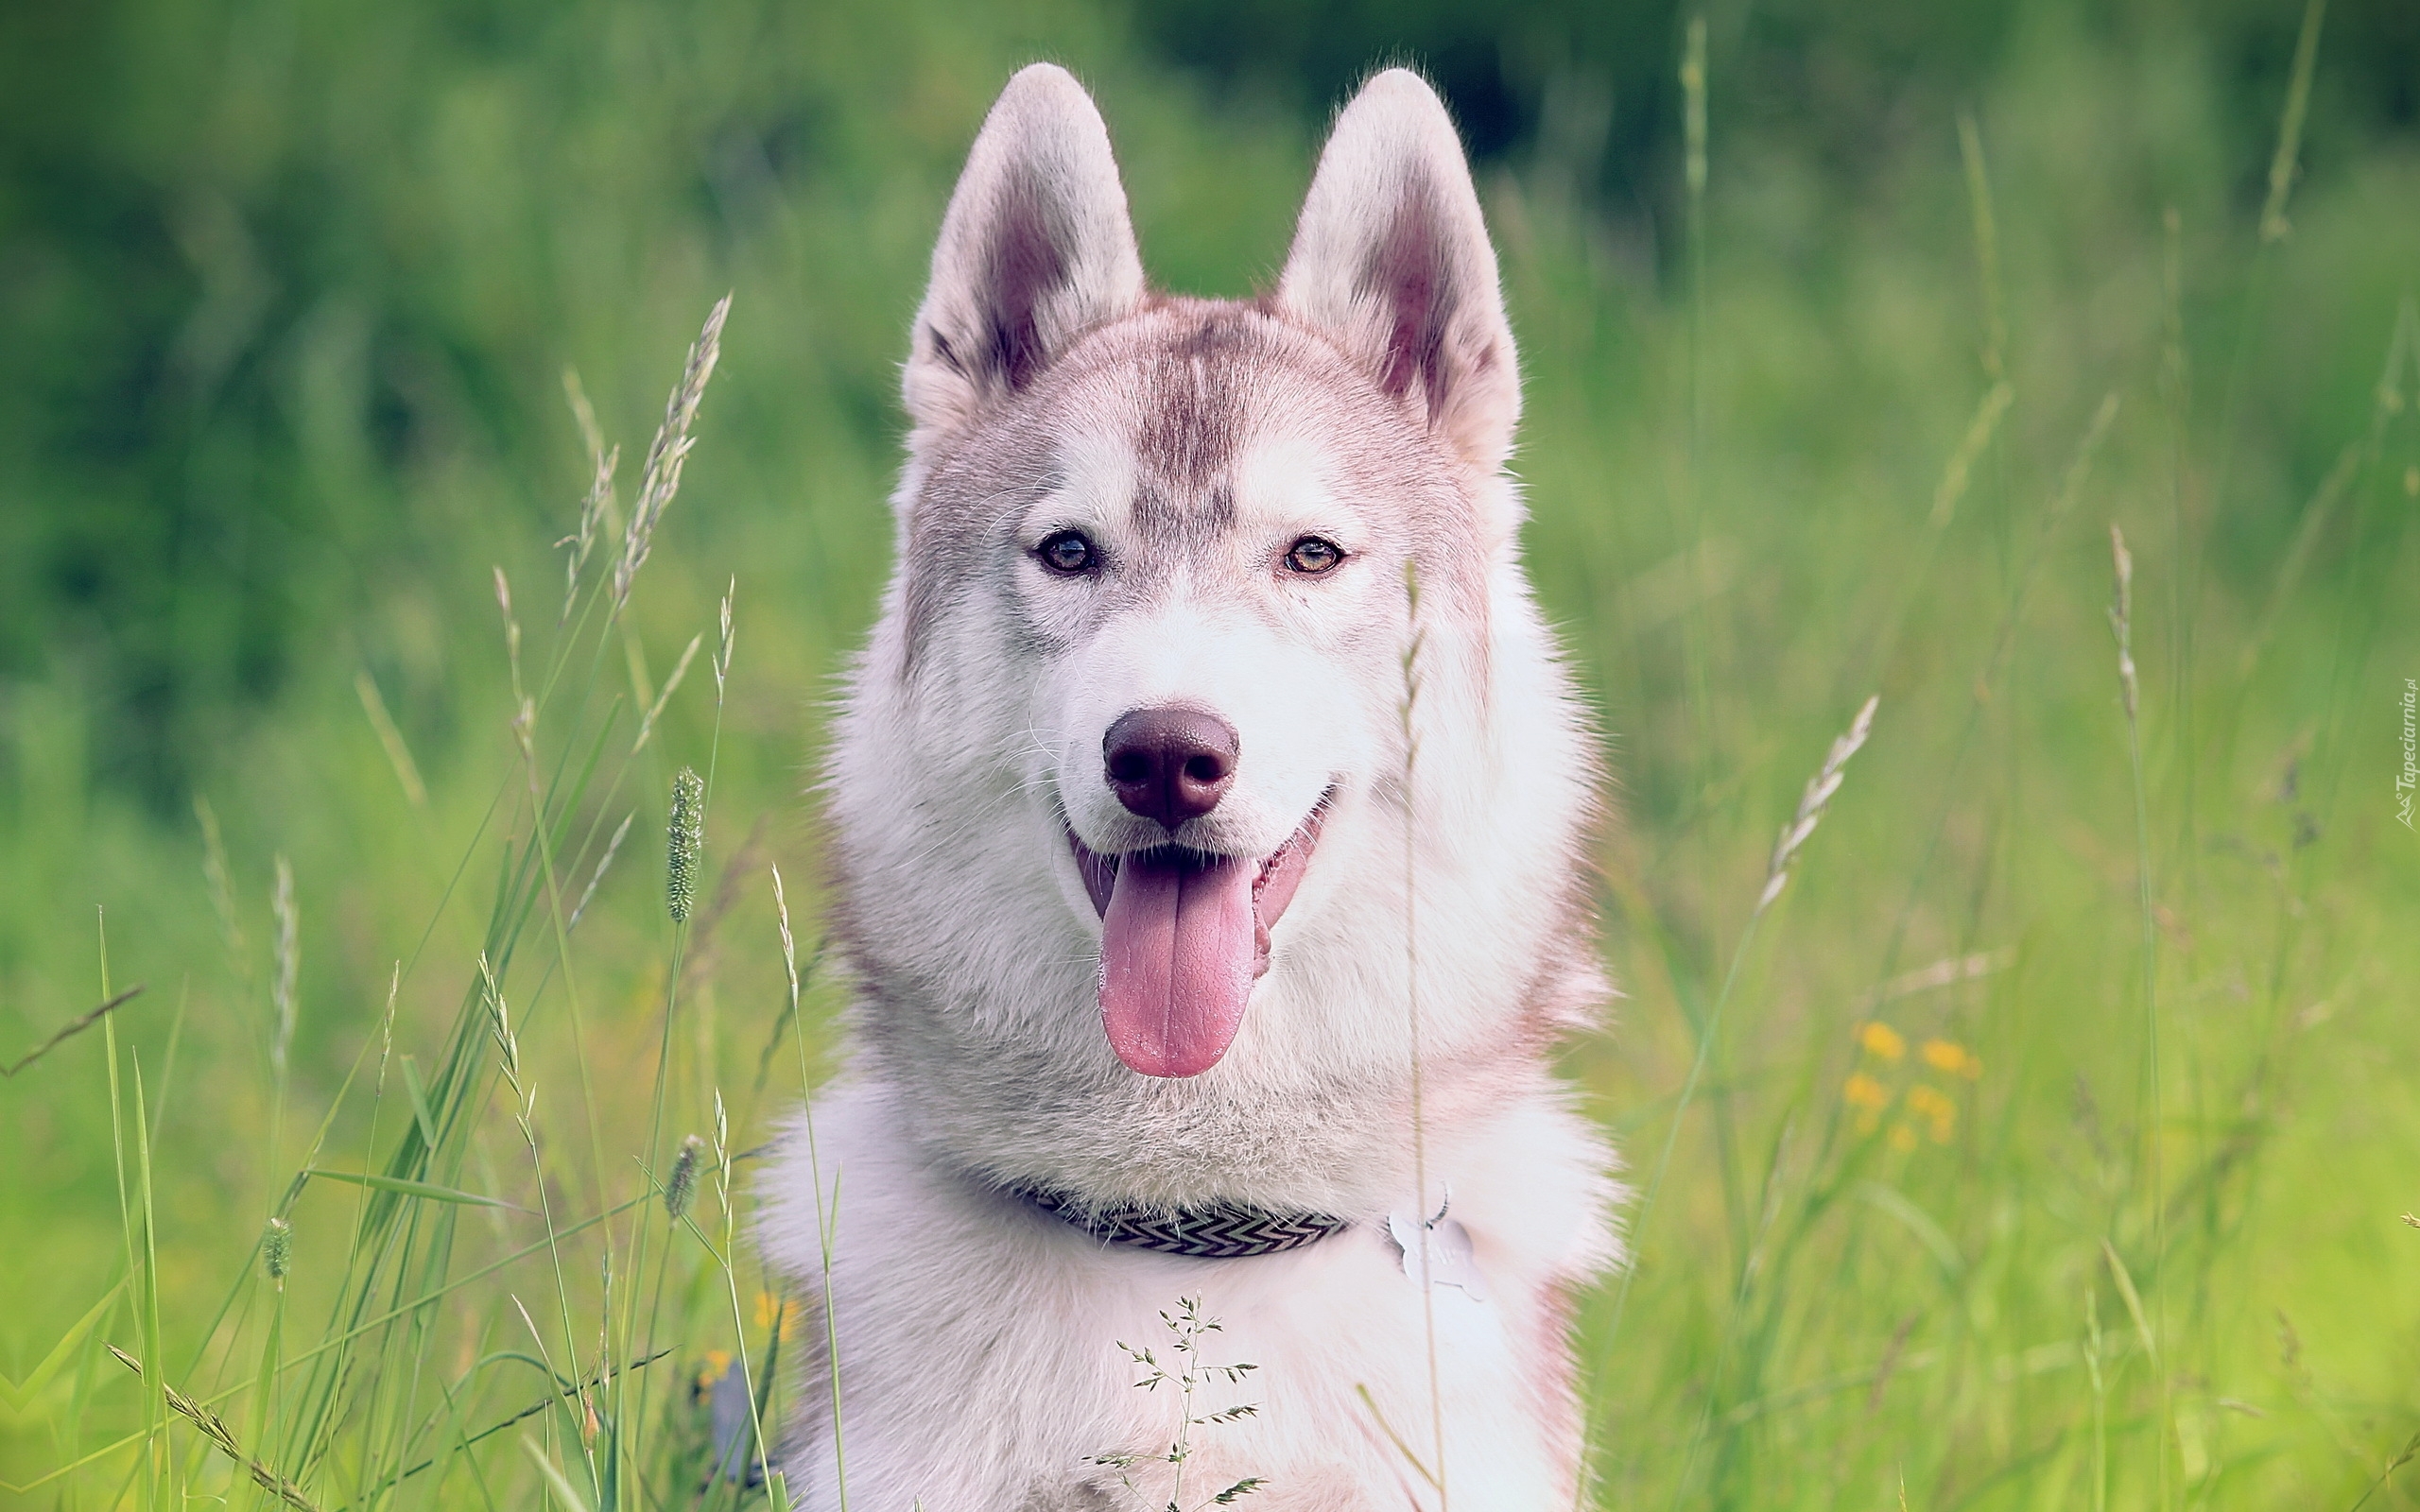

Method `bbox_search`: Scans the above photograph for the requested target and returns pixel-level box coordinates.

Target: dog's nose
[1103,708,1238,831]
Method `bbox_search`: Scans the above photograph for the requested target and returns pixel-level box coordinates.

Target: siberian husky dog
[763,62,1616,1511]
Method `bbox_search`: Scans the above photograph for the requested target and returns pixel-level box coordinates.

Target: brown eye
[1037,529,1097,576]
[1285,536,1344,576]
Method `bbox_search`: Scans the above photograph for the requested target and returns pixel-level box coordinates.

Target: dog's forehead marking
[1135,310,1253,485]
[1029,310,1341,553]
[1121,310,1263,551]
[902,300,1465,670]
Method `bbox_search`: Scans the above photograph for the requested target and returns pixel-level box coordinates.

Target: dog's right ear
[904,64,1144,440]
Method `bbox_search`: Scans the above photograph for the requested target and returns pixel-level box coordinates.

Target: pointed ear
[1278,70,1519,470]
[904,64,1144,438]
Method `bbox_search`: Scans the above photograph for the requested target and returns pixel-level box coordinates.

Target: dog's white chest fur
[762,61,1619,1509]
[764,1080,1609,1510]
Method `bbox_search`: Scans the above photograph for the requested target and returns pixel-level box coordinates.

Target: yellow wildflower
[1906,1084,1958,1143]
[1858,1022,1907,1061]
[696,1349,733,1393]
[1888,1124,1919,1152]
[754,1290,802,1341]
[1844,1072,1891,1135]
[1922,1039,1982,1078]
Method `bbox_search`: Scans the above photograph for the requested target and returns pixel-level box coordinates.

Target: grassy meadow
[3,0,2418,1507]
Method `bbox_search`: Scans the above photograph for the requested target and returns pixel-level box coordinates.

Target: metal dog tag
[1388,1210,1488,1302]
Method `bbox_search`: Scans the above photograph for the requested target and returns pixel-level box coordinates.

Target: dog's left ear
[904,64,1145,441]
[1279,69,1519,472]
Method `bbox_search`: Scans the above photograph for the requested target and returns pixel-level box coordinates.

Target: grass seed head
[562,435,619,622]
[263,1215,292,1282]
[716,576,735,694]
[772,863,801,1006]
[195,795,247,973]
[568,811,634,932]
[1756,695,1878,915]
[615,295,731,612]
[2109,524,2138,721]
[666,1134,702,1221]
[667,766,705,922]
[632,633,702,755]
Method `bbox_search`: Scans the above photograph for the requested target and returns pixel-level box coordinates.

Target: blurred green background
[3,0,2417,1507]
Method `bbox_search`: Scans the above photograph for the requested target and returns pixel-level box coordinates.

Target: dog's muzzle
[1073,702,1329,1079]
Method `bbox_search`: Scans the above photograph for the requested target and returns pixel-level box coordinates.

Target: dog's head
[830,66,1597,1101]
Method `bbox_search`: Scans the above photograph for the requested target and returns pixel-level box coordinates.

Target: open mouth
[1066,798,1329,1079]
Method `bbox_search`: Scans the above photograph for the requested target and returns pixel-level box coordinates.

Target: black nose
[1103,708,1238,831]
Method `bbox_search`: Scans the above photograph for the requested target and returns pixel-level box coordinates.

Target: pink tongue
[1098,850,1257,1077]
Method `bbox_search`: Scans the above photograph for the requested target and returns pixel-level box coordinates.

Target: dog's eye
[1285,536,1344,576]
[1036,530,1097,576]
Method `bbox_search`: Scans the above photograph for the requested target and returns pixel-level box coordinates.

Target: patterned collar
[1014,1185,1351,1259]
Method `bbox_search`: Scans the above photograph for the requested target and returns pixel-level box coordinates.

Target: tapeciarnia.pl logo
[2398,678,2416,831]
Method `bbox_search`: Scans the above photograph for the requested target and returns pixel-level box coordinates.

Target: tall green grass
[4,1,2417,1508]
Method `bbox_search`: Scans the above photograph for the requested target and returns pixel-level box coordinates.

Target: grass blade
[302,1170,515,1210]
